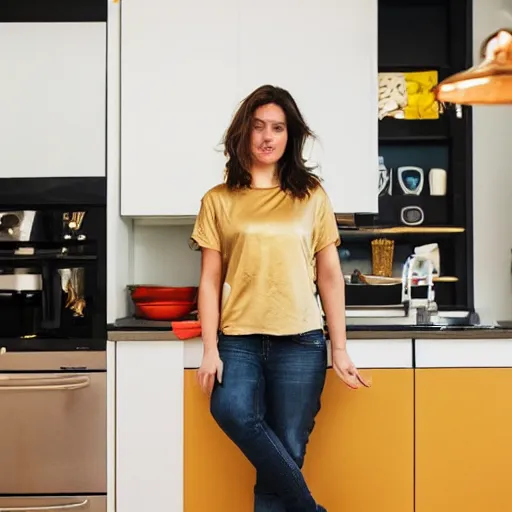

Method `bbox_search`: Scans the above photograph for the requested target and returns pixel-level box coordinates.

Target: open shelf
[379,117,449,142]
[353,275,459,284]
[361,226,464,234]
[379,65,451,72]
[340,226,465,237]
[373,0,472,310]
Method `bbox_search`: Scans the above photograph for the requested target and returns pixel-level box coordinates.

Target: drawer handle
[0,499,88,511]
[0,375,90,391]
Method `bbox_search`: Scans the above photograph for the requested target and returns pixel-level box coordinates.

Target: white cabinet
[113,340,185,512]
[344,338,413,369]
[415,337,512,368]
[0,23,106,178]
[120,1,238,217]
[120,0,378,216]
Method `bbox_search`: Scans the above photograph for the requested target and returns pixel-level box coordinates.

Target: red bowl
[171,320,201,340]
[135,301,196,321]
[130,286,198,303]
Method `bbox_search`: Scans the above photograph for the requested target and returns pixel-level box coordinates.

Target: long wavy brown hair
[223,85,321,199]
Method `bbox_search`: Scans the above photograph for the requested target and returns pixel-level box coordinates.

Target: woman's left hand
[332,347,371,389]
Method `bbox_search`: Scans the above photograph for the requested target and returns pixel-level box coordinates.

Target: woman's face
[250,103,288,168]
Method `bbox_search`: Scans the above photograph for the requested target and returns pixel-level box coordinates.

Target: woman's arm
[316,243,370,389]
[315,243,347,351]
[197,248,224,395]
[198,248,222,350]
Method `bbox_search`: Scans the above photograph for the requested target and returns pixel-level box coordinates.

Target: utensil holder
[371,238,395,277]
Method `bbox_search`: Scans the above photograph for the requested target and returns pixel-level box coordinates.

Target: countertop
[108,324,512,342]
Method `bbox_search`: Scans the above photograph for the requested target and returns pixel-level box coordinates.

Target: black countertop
[107,317,512,341]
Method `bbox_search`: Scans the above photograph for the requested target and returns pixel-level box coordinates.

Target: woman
[190,85,369,512]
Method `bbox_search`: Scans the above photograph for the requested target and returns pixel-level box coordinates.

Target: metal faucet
[401,254,438,324]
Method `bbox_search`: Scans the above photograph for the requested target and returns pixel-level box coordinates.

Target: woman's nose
[263,128,273,141]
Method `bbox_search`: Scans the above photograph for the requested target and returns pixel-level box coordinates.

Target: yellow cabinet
[303,369,414,512]
[184,368,414,512]
[415,369,512,512]
[184,370,255,511]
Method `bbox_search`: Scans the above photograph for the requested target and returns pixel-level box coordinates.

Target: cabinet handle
[0,375,90,391]
[0,500,88,511]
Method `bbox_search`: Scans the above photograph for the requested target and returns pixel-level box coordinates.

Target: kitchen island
[107,327,512,512]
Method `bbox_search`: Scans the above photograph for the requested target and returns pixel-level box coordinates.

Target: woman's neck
[250,163,279,189]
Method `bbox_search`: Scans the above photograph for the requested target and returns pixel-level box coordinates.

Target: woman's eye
[274,125,284,132]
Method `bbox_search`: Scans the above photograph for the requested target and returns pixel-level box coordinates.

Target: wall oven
[0,178,107,512]
[0,352,106,511]
[0,178,106,352]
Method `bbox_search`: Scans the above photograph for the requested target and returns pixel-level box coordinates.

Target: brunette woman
[191,85,369,512]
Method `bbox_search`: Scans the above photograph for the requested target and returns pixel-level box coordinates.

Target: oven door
[0,361,106,494]
[0,496,106,512]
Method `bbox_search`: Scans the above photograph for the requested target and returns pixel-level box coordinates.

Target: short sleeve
[312,188,341,254]
[189,192,221,252]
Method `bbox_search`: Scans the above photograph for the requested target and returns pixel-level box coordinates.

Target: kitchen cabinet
[184,368,414,512]
[120,0,378,217]
[415,368,512,512]
[304,368,414,512]
[183,369,255,511]
[110,336,412,511]
[0,22,106,178]
[415,337,512,368]
[115,341,185,512]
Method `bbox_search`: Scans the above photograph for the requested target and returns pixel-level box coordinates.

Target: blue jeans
[210,330,328,512]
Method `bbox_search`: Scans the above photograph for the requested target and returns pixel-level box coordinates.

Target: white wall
[472,0,512,321]
[132,225,201,286]
[129,223,405,296]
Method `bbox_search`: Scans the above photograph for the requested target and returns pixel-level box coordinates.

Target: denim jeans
[210,329,328,512]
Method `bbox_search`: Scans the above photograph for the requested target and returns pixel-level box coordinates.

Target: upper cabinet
[0,16,106,178]
[120,0,378,216]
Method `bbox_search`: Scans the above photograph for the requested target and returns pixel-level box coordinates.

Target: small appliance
[397,166,425,195]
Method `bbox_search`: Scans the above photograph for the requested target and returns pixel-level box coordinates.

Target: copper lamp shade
[435,29,512,105]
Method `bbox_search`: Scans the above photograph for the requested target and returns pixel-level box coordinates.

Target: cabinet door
[116,341,185,512]
[121,0,378,216]
[237,0,378,214]
[0,23,106,178]
[304,369,414,512]
[415,368,512,512]
[184,368,413,512]
[184,369,255,511]
[121,0,238,217]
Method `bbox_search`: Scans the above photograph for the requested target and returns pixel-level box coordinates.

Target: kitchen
[1,0,512,512]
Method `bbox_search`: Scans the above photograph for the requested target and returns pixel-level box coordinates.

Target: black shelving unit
[379,118,449,142]
[374,0,473,309]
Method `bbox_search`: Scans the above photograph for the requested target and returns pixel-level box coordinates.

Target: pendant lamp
[435,29,512,105]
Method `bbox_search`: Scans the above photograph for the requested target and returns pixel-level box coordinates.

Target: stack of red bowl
[129,286,198,321]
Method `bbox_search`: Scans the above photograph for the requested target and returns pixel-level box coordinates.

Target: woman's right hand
[197,347,224,396]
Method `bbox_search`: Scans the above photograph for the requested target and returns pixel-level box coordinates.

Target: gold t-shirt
[190,183,340,336]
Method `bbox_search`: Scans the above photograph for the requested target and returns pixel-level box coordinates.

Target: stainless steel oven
[0,178,107,511]
[0,351,106,509]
